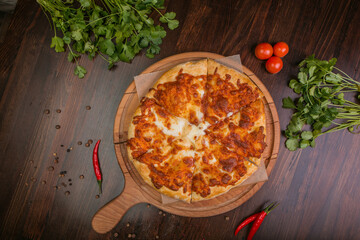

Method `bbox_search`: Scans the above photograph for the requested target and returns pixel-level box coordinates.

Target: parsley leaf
[282,97,297,109]
[50,36,65,52]
[74,65,87,78]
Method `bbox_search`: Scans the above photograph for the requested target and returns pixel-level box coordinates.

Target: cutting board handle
[91,175,145,234]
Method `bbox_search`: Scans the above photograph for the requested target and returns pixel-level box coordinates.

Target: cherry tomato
[265,56,283,74]
[273,42,289,57]
[255,43,273,60]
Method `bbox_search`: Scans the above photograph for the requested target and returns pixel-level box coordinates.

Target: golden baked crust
[127,59,267,203]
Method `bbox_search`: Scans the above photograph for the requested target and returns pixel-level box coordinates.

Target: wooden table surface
[1,0,359,239]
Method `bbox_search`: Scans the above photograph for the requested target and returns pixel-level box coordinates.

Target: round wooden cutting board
[92,52,280,234]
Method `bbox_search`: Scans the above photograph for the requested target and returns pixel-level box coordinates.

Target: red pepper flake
[93,140,102,194]
[79,175,84,179]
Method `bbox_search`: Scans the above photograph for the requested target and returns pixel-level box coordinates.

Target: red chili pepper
[234,213,260,236]
[246,202,279,240]
[93,140,102,194]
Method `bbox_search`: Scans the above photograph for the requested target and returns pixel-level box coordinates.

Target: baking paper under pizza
[127,59,267,203]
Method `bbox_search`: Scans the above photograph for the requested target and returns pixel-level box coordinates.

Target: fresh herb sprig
[283,55,360,151]
[37,0,179,78]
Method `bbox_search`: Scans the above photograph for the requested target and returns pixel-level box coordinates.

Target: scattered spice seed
[85,143,90,147]
[60,171,67,175]
[126,223,130,227]
[42,180,46,185]
[77,141,82,145]
[225,216,230,221]
[44,109,50,114]
[69,183,72,186]
[53,153,57,156]
[95,195,100,199]
[55,125,61,129]
[68,179,72,182]
[48,166,54,171]
[163,213,166,216]
[54,186,58,190]
[86,106,91,110]
[79,175,84,179]
[60,145,64,147]
[65,191,70,196]
[158,211,163,215]
[56,109,61,113]
[88,139,93,144]
[113,232,119,237]
[128,234,132,238]
[155,236,159,239]
[54,159,59,164]
[19,173,23,176]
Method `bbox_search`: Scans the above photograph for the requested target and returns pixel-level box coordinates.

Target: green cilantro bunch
[283,55,360,151]
[37,0,179,78]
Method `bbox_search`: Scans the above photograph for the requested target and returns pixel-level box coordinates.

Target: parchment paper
[133,55,268,204]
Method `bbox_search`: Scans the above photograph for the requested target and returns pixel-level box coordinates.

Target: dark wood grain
[1,0,359,239]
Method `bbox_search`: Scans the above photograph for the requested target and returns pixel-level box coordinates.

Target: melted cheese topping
[153,110,186,137]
